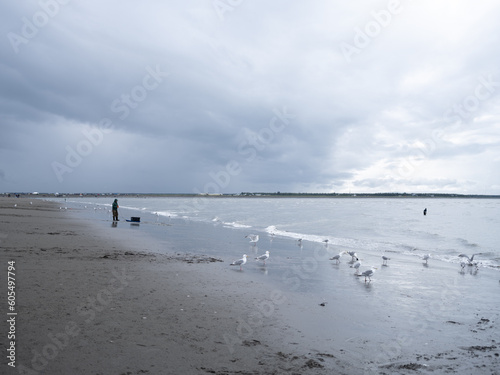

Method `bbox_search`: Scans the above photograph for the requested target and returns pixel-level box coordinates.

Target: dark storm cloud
[1,0,500,194]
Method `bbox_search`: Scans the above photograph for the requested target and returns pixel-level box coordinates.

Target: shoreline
[3,193,500,199]
[1,197,499,374]
[44,195,500,272]
[0,198,347,374]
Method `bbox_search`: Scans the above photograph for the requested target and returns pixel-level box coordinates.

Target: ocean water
[50,196,500,270]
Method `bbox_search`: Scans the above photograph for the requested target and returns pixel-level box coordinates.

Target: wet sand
[0,197,499,374]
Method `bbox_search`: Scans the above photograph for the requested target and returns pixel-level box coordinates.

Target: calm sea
[50,196,500,270]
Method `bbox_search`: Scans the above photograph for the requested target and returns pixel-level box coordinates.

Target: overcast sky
[1,1,500,194]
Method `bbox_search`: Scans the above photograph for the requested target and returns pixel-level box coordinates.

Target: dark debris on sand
[380,362,425,372]
[460,345,497,353]
[200,350,341,375]
[169,253,224,264]
[101,251,154,260]
[100,251,223,264]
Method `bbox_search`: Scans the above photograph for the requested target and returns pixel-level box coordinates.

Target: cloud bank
[1,0,499,194]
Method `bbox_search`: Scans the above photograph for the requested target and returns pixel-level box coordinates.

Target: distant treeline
[238,192,500,198]
[3,192,500,199]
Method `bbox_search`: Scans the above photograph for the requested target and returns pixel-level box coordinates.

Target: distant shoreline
[4,192,500,199]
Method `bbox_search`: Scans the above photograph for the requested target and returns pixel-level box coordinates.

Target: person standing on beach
[112,199,119,221]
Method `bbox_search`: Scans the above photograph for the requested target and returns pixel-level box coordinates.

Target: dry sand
[0,197,499,375]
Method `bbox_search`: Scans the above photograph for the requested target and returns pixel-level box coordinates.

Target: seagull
[323,239,329,247]
[358,267,377,282]
[230,254,247,270]
[245,234,259,244]
[329,251,347,264]
[382,255,390,265]
[460,258,469,270]
[347,251,358,262]
[255,251,270,265]
[351,259,361,274]
[459,254,481,270]
[422,254,431,264]
[458,253,479,264]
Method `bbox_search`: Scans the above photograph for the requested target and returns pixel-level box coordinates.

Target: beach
[1,197,499,374]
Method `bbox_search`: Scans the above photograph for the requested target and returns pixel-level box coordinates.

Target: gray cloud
[1,1,500,194]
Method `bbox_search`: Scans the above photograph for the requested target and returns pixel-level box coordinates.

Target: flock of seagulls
[329,251,380,282]
[230,250,270,270]
[230,234,483,282]
[230,234,269,270]
[231,234,390,283]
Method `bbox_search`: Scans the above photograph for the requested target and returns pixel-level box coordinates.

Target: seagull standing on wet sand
[245,234,259,244]
[230,254,247,270]
[460,258,469,270]
[422,254,430,264]
[351,259,361,274]
[329,251,347,264]
[382,255,390,266]
[347,251,358,262]
[358,267,377,282]
[255,251,270,265]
